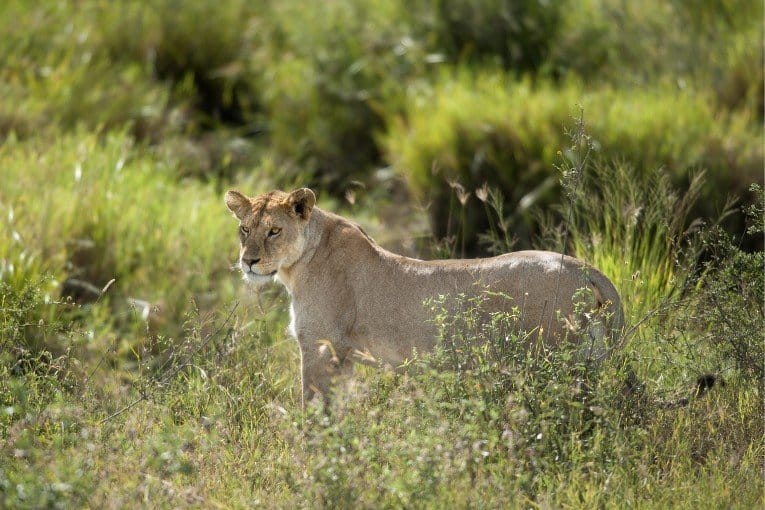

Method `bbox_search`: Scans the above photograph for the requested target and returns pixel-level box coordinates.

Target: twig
[98,301,239,424]
[82,279,118,391]
[549,108,592,335]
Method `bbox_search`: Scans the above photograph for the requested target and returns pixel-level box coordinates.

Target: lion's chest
[287,303,297,338]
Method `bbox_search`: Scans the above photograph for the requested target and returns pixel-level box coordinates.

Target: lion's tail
[624,370,723,410]
[588,269,626,355]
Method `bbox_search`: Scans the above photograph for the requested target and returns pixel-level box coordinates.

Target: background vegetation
[1,0,762,507]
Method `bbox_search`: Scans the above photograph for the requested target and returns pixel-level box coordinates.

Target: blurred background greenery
[1,0,761,239]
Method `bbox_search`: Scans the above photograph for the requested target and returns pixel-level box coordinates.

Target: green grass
[1,0,763,508]
[2,135,761,506]
[383,71,762,250]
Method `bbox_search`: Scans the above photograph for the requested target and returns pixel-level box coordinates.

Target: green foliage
[0,280,89,508]
[260,1,428,189]
[99,0,263,126]
[261,0,563,190]
[555,160,707,321]
[280,292,763,507]
[687,184,764,386]
[1,0,759,195]
[547,0,764,110]
[409,0,563,70]
[279,240,763,507]
[0,131,241,345]
[0,0,263,181]
[0,1,166,141]
[384,71,762,249]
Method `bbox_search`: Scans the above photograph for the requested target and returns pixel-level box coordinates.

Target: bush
[687,185,764,388]
[409,0,563,71]
[546,0,763,117]
[383,71,763,252]
[259,1,432,191]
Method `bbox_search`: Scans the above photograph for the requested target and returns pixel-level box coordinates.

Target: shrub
[409,0,563,71]
[546,0,763,118]
[714,27,764,119]
[546,136,764,394]
[259,0,433,191]
[0,277,72,358]
[686,185,764,388]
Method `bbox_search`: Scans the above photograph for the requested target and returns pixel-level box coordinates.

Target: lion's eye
[267,227,281,238]
[239,225,250,236]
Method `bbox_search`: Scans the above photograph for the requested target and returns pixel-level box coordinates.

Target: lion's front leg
[298,337,352,409]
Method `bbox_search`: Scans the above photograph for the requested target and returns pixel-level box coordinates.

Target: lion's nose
[241,257,261,270]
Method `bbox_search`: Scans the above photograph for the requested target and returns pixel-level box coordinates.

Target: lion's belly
[351,305,439,368]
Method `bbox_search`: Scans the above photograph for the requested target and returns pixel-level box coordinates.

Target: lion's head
[224,188,316,285]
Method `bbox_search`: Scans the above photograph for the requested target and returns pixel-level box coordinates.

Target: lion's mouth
[243,269,277,284]
[243,267,276,276]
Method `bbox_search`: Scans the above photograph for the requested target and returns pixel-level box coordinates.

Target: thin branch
[98,301,239,425]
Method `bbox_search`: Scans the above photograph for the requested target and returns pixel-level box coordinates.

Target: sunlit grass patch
[0,130,242,345]
[383,71,762,250]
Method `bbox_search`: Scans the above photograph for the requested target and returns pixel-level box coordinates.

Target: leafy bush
[547,0,763,117]
[259,1,431,190]
[687,185,764,388]
[0,277,89,510]
[409,0,563,70]
[384,72,763,251]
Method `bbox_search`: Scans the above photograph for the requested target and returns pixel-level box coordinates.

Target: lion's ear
[286,188,316,220]
[224,189,251,220]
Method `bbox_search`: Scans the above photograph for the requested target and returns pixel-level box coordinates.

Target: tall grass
[0,130,244,348]
[547,0,764,115]
[558,163,707,320]
[384,71,762,250]
[2,142,762,508]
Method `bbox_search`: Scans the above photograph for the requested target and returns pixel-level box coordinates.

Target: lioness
[225,188,624,407]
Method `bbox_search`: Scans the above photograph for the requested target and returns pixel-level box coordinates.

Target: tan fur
[225,188,624,407]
